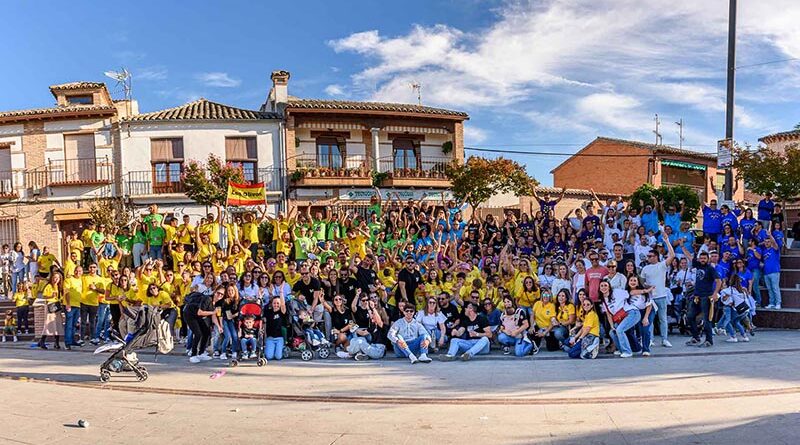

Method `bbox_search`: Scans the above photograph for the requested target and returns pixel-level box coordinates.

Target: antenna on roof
[674,118,684,149]
[410,82,422,106]
[105,68,133,135]
[653,113,662,146]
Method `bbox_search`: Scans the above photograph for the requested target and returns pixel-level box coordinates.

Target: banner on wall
[338,188,454,202]
[227,182,266,206]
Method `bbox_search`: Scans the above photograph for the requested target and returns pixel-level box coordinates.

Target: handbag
[46,302,63,313]
[603,300,627,325]
[735,301,750,316]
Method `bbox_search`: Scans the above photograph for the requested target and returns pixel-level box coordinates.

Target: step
[754,308,800,329]
[759,288,800,309]
[781,255,800,269]
[779,269,800,288]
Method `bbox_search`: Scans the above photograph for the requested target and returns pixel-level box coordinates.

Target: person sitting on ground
[441,302,492,361]
[562,298,601,359]
[496,296,532,356]
[387,303,432,364]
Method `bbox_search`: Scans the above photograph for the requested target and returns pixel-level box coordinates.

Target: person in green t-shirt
[367,212,382,243]
[148,225,166,260]
[131,220,147,268]
[305,205,327,242]
[291,225,315,262]
[115,227,134,270]
[367,186,383,219]
[326,212,343,241]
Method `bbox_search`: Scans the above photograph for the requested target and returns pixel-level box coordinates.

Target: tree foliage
[445,156,538,208]
[629,183,702,223]
[183,154,245,206]
[89,198,132,230]
[733,144,800,202]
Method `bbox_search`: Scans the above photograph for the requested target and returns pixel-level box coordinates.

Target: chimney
[264,70,290,112]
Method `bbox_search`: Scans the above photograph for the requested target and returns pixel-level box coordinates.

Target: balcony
[0,171,17,199]
[377,156,453,188]
[23,157,113,189]
[124,169,184,196]
[290,154,371,187]
[256,167,284,192]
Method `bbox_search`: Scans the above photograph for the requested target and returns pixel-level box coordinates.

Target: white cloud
[464,126,488,144]
[135,66,168,81]
[324,84,345,96]
[575,93,646,133]
[195,72,241,88]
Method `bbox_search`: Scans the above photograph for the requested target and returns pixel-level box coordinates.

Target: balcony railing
[22,157,113,189]
[124,169,184,196]
[378,156,452,179]
[257,167,284,192]
[295,154,369,176]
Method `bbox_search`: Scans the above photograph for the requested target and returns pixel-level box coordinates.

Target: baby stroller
[230,302,267,367]
[282,301,330,361]
[95,306,170,383]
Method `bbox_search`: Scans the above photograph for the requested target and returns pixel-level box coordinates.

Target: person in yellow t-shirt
[532,291,557,350]
[194,228,216,262]
[11,281,31,334]
[553,289,576,344]
[343,226,369,259]
[284,262,301,287]
[135,259,160,303]
[275,230,292,257]
[38,272,64,349]
[199,203,222,246]
[63,266,84,347]
[563,299,601,359]
[516,276,540,315]
[164,217,178,245]
[98,248,121,279]
[63,250,79,278]
[67,231,84,263]
[227,243,248,277]
[81,264,104,344]
[177,214,196,249]
[37,246,60,278]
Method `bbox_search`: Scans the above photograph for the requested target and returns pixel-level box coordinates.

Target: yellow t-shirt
[64,277,84,307]
[285,271,301,287]
[242,221,260,243]
[170,250,185,270]
[271,219,290,241]
[12,291,29,307]
[459,286,484,301]
[81,275,103,306]
[98,257,119,278]
[164,224,177,244]
[108,284,126,305]
[122,288,142,307]
[513,271,536,297]
[196,241,216,262]
[200,222,221,244]
[212,257,227,275]
[343,235,367,259]
[516,289,540,308]
[42,283,60,304]
[379,267,397,289]
[583,310,601,337]
[556,303,576,325]
[38,253,57,274]
[68,239,84,259]
[178,223,195,244]
[136,273,158,300]
[532,300,556,329]
[227,251,248,276]
[275,239,292,256]
[63,258,77,278]
[80,229,95,247]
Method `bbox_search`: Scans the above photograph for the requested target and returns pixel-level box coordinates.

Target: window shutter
[151,138,183,161]
[226,137,256,160]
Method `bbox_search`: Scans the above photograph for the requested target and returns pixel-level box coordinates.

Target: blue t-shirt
[641,210,660,234]
[673,230,695,255]
[720,242,741,260]
[746,248,761,271]
[757,199,775,221]
[692,260,719,297]
[538,199,558,214]
[720,209,741,232]
[773,230,785,250]
[736,269,753,291]
[664,212,682,234]
[702,206,722,234]
[716,261,732,281]
[740,218,756,240]
[762,246,781,275]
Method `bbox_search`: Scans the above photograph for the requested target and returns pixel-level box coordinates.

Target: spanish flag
[227,182,266,206]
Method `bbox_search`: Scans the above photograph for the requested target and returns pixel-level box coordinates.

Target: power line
[736,57,800,70]
[464,146,715,157]
[466,142,716,148]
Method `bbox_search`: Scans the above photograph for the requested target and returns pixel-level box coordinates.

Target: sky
[3,0,800,185]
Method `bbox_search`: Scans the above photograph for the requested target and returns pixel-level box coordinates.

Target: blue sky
[3,0,800,185]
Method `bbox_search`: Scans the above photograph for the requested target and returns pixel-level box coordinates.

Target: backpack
[157,319,174,354]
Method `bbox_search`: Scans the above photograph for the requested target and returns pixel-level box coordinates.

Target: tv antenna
[653,113,662,146]
[410,82,422,105]
[105,68,133,134]
[674,118,685,149]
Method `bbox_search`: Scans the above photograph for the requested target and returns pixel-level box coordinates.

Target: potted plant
[441,141,453,155]
[309,168,319,177]
[290,170,304,182]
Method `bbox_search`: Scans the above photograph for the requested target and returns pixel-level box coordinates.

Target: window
[150,138,184,193]
[393,138,418,170]
[0,218,18,248]
[316,136,343,169]
[225,137,258,182]
[66,95,93,105]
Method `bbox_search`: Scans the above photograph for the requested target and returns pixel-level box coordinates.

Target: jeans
[722,306,746,337]
[393,335,429,358]
[688,296,714,344]
[497,333,533,357]
[11,269,26,293]
[636,309,655,353]
[609,309,641,355]
[750,268,763,305]
[94,303,110,340]
[446,337,491,358]
[221,319,239,353]
[497,332,518,346]
[17,306,30,333]
[552,326,569,343]
[149,245,164,261]
[132,243,146,268]
[265,336,284,360]
[80,305,99,340]
[241,337,257,354]
[652,297,669,341]
[426,327,443,346]
[64,307,81,346]
[764,273,781,307]
[563,334,599,359]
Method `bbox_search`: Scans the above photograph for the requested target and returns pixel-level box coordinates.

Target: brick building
[552,137,744,204]
[0,82,135,258]
[758,129,800,228]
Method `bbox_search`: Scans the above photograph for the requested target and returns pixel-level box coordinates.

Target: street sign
[717,138,733,168]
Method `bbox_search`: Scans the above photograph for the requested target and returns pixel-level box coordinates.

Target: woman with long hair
[551,264,571,303]
[562,298,601,359]
[218,283,240,360]
[324,293,353,349]
[553,289,576,344]
[627,275,655,356]
[185,282,223,363]
[414,296,447,352]
[599,280,640,358]
[497,296,532,356]
[515,275,539,318]
[718,274,750,343]
[38,271,64,350]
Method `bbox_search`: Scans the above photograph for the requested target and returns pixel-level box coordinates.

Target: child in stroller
[231,301,266,367]
[286,295,331,361]
[95,306,171,382]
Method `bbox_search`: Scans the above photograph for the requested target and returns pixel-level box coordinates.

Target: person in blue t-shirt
[752,221,769,246]
[639,199,660,235]
[760,232,782,309]
[660,200,684,235]
[745,239,763,305]
[719,235,743,261]
[671,221,695,258]
[771,221,785,251]
[739,208,757,242]
[719,204,742,233]
[757,193,775,227]
[702,200,722,242]
[715,251,733,281]
[531,187,566,215]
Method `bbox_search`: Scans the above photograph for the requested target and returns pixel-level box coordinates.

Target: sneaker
[765,304,775,309]
[440,354,456,362]
[502,346,510,355]
[642,351,651,357]
[460,352,471,361]
[620,352,633,358]
[310,338,321,347]
[662,339,673,348]
[13,336,18,343]
[699,341,713,348]
[219,353,228,360]
[212,351,220,358]
[591,345,599,359]
[189,356,201,364]
[614,350,621,356]
[685,338,701,346]
[198,353,213,361]
[354,352,368,361]
[725,337,738,343]
[775,305,782,310]
[187,350,192,357]
[249,352,257,359]
[418,353,432,363]
[408,352,419,364]
[741,335,750,342]
[336,351,350,359]
[1,336,5,343]
[89,338,100,346]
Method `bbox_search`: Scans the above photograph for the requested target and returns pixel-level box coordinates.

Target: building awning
[661,159,707,171]
[53,208,93,222]
[382,125,449,135]
[296,122,366,131]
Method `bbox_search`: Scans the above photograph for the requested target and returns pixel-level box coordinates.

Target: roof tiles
[286,98,468,118]
[127,98,281,121]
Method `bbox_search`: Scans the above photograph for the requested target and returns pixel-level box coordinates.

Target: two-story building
[0,81,134,257]
[262,70,467,216]
[120,98,283,219]
[759,128,800,227]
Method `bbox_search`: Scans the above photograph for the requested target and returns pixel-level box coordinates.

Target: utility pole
[653,114,662,145]
[675,118,684,149]
[723,0,737,200]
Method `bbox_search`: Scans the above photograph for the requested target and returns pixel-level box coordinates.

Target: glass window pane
[168,163,182,183]
[154,163,167,183]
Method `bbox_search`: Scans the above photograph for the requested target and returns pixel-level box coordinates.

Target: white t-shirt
[719,287,746,307]
[603,226,622,251]
[414,311,446,332]
[634,244,652,267]
[640,260,670,299]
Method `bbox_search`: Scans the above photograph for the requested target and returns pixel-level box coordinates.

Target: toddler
[2,310,17,342]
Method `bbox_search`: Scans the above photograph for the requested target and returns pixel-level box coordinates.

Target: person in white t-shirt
[639,229,676,347]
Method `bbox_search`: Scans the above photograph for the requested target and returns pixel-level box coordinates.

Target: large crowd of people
[0,187,790,363]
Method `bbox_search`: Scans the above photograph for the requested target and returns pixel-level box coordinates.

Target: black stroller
[95,306,169,383]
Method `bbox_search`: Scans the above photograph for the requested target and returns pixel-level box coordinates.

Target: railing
[257,167,284,192]
[124,169,184,196]
[47,157,113,185]
[378,156,452,179]
[295,154,369,176]
[0,171,15,197]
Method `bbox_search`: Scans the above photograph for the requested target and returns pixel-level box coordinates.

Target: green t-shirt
[148,226,166,246]
[368,203,382,218]
[326,222,342,241]
[294,236,314,260]
[318,249,336,264]
[115,234,133,253]
[143,213,164,231]
[133,229,146,245]
[368,222,383,242]
[311,219,327,241]
[91,231,105,248]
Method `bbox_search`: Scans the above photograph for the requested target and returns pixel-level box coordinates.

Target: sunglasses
[403,309,415,313]
[360,299,368,302]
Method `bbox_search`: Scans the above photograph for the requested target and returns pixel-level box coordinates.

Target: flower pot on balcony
[309,169,319,177]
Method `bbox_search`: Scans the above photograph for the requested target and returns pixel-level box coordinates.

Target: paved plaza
[2,331,800,444]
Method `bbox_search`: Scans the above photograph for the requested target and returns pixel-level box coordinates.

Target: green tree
[445,156,538,209]
[183,154,245,206]
[629,184,702,223]
[89,198,132,230]
[733,144,800,203]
